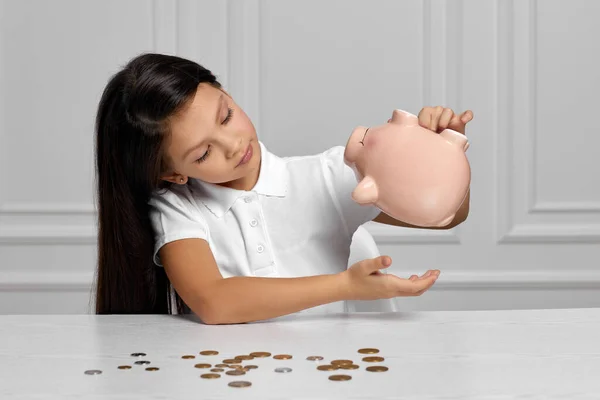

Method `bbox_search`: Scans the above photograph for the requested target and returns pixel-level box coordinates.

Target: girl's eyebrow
[214,94,225,124]
[182,95,224,160]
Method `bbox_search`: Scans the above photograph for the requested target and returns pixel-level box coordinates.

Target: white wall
[0,0,598,314]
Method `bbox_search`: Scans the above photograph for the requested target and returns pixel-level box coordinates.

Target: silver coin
[84,370,102,375]
[274,367,292,373]
[134,360,151,365]
[130,352,146,357]
[306,356,324,361]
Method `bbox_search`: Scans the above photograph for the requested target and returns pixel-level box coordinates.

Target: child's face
[162,83,260,188]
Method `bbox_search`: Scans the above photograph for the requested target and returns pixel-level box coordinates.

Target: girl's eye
[222,107,233,124]
[195,107,233,164]
[195,146,211,163]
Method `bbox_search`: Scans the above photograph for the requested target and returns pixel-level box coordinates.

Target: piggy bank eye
[359,128,370,146]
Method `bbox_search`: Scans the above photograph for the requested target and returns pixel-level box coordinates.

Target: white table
[1,308,599,399]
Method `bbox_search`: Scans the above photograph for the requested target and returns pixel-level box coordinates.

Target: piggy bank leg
[351,176,379,205]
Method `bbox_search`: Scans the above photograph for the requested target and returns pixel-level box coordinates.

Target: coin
[362,356,384,362]
[200,350,219,356]
[194,363,211,369]
[134,360,150,365]
[306,356,324,361]
[215,363,229,368]
[245,365,258,370]
[182,355,195,359]
[235,355,254,360]
[274,367,292,373]
[358,348,379,354]
[145,367,159,371]
[226,369,246,376]
[340,364,359,370]
[201,373,221,379]
[84,370,102,375]
[366,365,389,372]
[249,352,271,358]
[223,359,241,364]
[228,381,252,388]
[210,368,224,372]
[273,354,292,360]
[329,374,352,381]
[331,359,353,366]
[317,364,338,371]
[117,365,132,370]
[130,352,146,357]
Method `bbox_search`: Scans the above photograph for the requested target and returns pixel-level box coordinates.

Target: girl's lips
[236,143,253,167]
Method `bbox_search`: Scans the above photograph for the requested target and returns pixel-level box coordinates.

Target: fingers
[391,270,440,296]
[418,106,473,134]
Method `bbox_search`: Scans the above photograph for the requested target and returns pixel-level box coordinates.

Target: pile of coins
[84,347,389,388]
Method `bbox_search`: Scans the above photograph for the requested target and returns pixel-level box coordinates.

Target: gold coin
[245,365,258,370]
[199,350,219,356]
[366,365,389,372]
[210,368,224,372]
[223,359,241,364]
[329,374,352,381]
[362,356,384,362]
[249,352,271,358]
[117,365,132,369]
[228,381,252,388]
[235,355,254,360]
[201,373,221,379]
[215,363,229,368]
[317,364,338,371]
[194,363,212,369]
[145,367,159,371]
[182,355,195,359]
[358,348,380,354]
[226,369,246,376]
[273,354,292,360]
[339,364,359,370]
[331,359,353,366]
[306,356,324,361]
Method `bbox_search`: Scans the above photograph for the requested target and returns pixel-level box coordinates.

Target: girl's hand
[417,106,473,135]
[341,256,439,300]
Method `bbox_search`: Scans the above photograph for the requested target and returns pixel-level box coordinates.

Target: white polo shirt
[148,141,380,312]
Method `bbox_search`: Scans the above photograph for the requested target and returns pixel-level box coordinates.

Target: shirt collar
[191,141,288,218]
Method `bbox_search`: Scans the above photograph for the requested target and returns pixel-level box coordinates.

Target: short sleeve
[321,146,381,237]
[148,186,209,267]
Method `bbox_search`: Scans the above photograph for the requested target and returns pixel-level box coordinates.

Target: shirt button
[250,219,258,227]
[244,196,252,203]
[257,245,264,253]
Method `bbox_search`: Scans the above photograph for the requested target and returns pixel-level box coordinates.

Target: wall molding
[2,270,599,292]
[0,203,95,215]
[495,0,600,244]
[0,225,96,245]
[531,201,600,214]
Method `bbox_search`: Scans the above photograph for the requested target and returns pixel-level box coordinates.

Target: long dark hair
[94,53,221,314]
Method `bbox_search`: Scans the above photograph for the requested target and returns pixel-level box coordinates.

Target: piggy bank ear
[390,109,419,125]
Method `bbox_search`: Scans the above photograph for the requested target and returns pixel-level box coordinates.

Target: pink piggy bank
[343,109,471,227]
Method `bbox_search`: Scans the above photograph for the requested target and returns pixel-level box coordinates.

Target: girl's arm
[160,238,349,324]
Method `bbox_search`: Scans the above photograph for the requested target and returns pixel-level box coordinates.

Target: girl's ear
[161,173,187,184]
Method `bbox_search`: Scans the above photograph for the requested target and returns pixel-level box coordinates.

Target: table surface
[2,308,600,399]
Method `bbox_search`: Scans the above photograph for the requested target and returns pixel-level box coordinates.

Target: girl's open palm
[342,256,439,300]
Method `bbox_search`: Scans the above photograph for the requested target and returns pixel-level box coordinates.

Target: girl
[94,53,472,323]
